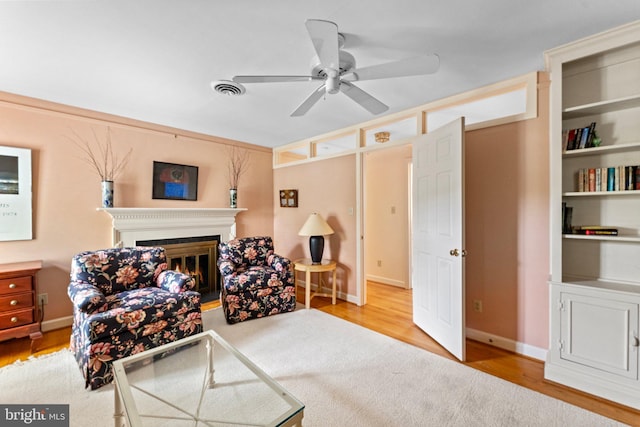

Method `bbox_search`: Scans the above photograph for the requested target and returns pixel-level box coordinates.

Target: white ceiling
[1,1,639,149]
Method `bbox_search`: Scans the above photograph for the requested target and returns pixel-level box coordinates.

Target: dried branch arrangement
[69,127,132,181]
[227,145,250,189]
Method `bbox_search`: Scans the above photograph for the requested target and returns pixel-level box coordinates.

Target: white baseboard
[41,315,73,332]
[465,327,547,361]
[366,275,407,289]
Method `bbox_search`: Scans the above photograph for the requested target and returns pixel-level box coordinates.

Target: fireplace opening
[136,235,220,303]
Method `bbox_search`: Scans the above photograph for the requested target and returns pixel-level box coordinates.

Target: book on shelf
[562,203,573,234]
[627,166,636,190]
[586,121,597,148]
[572,225,618,236]
[607,167,615,191]
[588,168,596,191]
[585,230,618,235]
[577,126,590,149]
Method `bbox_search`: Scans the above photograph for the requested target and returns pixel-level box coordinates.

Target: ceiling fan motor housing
[311,50,356,80]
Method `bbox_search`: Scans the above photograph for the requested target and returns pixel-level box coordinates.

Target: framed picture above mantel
[152,161,198,201]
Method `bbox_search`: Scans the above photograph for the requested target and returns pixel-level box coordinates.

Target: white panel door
[412,117,465,361]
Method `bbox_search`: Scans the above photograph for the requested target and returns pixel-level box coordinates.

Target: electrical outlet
[38,293,48,306]
[377,260,382,267]
[473,299,483,312]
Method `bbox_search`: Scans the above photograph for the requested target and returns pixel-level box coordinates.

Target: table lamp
[298,213,334,264]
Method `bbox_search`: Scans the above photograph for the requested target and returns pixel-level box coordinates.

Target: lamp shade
[298,213,334,236]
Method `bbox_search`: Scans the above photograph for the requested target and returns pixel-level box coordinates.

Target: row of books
[561,205,619,235]
[563,122,597,151]
[576,166,640,192]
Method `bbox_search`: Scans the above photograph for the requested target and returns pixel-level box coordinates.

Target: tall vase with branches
[227,145,250,208]
[69,127,132,208]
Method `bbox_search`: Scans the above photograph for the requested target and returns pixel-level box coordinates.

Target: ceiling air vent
[211,80,245,96]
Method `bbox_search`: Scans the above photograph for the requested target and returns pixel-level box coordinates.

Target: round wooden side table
[293,258,337,309]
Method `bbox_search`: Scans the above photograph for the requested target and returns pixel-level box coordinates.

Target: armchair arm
[268,253,292,274]
[217,258,238,277]
[67,281,108,314]
[157,270,195,293]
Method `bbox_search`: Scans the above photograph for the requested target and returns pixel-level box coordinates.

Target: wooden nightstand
[293,258,337,309]
[0,260,43,351]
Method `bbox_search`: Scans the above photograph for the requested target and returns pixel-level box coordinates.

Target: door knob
[449,249,459,257]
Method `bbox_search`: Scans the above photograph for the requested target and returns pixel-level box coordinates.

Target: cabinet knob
[10,317,18,323]
[10,300,18,306]
[8,283,17,289]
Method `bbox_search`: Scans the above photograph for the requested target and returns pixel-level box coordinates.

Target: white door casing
[412,117,466,361]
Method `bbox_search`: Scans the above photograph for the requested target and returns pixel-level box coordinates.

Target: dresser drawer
[0,308,34,330]
[0,292,33,313]
[0,276,32,295]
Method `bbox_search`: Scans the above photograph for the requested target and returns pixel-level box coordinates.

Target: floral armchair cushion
[68,247,203,390]
[218,236,296,324]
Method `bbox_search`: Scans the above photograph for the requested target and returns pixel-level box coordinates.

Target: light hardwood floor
[1,282,639,426]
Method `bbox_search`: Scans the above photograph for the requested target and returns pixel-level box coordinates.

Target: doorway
[363,144,413,306]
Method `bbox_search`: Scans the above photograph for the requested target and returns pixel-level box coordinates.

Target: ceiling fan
[232,19,440,117]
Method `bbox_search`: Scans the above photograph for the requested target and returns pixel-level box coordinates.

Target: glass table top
[112,330,304,427]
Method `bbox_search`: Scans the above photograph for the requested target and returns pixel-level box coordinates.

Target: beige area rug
[0,308,624,426]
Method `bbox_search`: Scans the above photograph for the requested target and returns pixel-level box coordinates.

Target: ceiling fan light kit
[228,19,439,117]
[375,131,390,143]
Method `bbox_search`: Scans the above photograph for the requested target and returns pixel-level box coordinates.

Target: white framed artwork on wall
[0,145,32,241]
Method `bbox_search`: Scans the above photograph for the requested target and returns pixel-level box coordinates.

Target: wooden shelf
[562,94,640,119]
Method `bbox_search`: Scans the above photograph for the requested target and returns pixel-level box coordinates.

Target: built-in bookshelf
[545,21,640,410]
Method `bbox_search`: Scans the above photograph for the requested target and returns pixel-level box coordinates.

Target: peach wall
[364,145,411,287]
[464,79,550,349]
[0,93,274,324]
[273,155,357,297]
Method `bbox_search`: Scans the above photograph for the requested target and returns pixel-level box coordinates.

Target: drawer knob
[8,283,17,289]
[10,300,18,306]
[10,316,18,323]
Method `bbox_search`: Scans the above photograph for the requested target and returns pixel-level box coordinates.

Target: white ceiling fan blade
[343,54,440,82]
[339,81,388,115]
[305,19,340,71]
[233,75,323,83]
[291,84,327,117]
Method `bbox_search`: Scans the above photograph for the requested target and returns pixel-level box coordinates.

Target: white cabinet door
[560,291,639,380]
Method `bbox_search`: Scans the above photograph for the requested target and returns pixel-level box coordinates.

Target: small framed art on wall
[279,189,298,207]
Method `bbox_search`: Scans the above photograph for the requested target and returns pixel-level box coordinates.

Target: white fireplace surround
[98,208,247,247]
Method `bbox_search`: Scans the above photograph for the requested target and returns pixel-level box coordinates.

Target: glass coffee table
[112,330,304,426]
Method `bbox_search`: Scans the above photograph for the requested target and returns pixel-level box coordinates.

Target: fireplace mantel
[98,208,246,247]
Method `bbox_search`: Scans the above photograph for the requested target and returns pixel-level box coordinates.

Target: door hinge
[558,300,565,311]
[558,340,564,352]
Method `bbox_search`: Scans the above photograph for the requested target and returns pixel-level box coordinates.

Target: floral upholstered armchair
[217,236,296,324]
[67,247,203,390]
